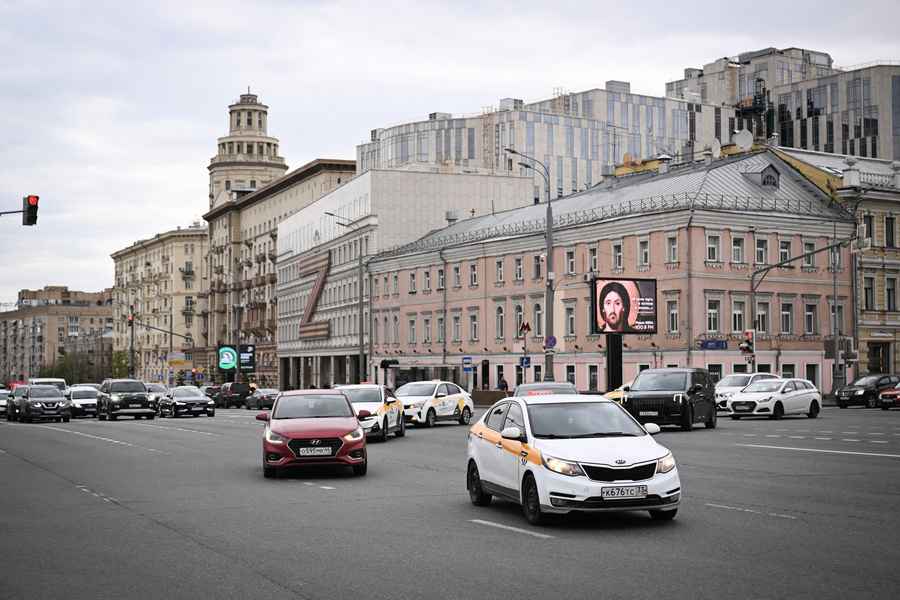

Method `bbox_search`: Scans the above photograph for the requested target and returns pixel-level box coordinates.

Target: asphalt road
[1,406,898,600]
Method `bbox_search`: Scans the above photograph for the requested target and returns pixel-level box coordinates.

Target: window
[638,240,650,266]
[495,306,505,339]
[485,403,509,431]
[566,250,575,274]
[612,243,623,269]
[667,236,678,263]
[495,259,504,282]
[707,299,720,333]
[887,216,896,248]
[469,314,479,340]
[393,274,399,294]
[830,246,842,269]
[888,278,897,312]
[469,264,478,286]
[756,302,769,333]
[565,306,575,335]
[830,303,844,334]
[588,365,599,391]
[863,214,874,240]
[424,271,431,291]
[437,269,445,289]
[393,316,399,342]
[534,365,542,382]
[732,237,745,263]
[383,317,390,344]
[533,255,542,279]
[667,300,678,333]
[514,258,524,281]
[453,265,461,287]
[755,238,768,264]
[589,248,597,272]
[707,235,720,261]
[805,304,817,334]
[864,277,875,310]
[566,365,576,385]
[452,315,461,341]
[781,302,793,334]
[779,240,791,263]
[436,317,444,343]
[423,317,431,343]
[732,300,745,332]
[409,272,417,293]
[514,305,524,337]
[803,242,815,267]
[533,304,543,336]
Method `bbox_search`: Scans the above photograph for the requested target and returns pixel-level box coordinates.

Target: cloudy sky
[1,0,898,303]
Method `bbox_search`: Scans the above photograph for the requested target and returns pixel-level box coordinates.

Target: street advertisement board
[239,344,256,373]
[217,345,238,370]
[591,278,658,334]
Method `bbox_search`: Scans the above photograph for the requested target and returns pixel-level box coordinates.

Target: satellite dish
[711,138,722,159]
[734,129,753,152]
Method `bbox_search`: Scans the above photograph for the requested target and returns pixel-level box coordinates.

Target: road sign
[545,335,557,349]
[462,356,473,365]
[699,340,728,351]
[463,366,474,373]
[519,356,531,368]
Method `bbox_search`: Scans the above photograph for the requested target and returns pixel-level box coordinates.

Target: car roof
[509,393,611,406]
[280,389,348,396]
[334,384,383,389]
[29,385,62,391]
[637,368,701,374]
[400,380,451,385]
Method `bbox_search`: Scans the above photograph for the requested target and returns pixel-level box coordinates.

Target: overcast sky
[1,0,898,303]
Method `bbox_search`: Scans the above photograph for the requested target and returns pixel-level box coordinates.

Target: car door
[435,384,451,417]
[495,401,527,494]
[476,402,509,487]
[384,387,401,428]
[446,383,465,416]
[780,380,799,414]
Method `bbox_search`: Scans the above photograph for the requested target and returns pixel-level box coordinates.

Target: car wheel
[770,402,784,420]
[866,395,877,409]
[459,407,472,425]
[807,401,820,419]
[838,402,847,409]
[705,407,717,429]
[263,465,276,479]
[649,508,678,521]
[108,408,117,421]
[63,417,70,423]
[352,459,368,477]
[379,418,389,443]
[395,414,405,438]
[467,461,492,506]
[680,405,693,431]
[882,405,890,411]
[147,414,155,420]
[245,402,251,410]
[521,475,545,525]
[426,409,436,428]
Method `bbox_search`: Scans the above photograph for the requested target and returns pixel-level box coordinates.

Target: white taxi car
[335,384,405,442]
[466,394,680,525]
[396,380,474,427]
[727,378,822,419]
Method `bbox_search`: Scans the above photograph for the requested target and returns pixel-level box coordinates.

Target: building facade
[357,81,736,202]
[367,150,855,393]
[0,286,113,384]
[275,169,535,389]
[111,224,209,383]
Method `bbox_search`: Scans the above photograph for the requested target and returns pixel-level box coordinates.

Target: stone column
[328,356,335,388]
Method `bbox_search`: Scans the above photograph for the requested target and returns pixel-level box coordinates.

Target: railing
[209,154,285,166]
[834,59,900,71]
[860,172,896,188]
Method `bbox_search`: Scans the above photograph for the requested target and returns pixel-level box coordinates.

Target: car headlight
[758,396,772,403]
[265,429,287,444]
[207,400,215,405]
[343,427,364,442]
[542,455,584,477]
[30,401,42,407]
[855,389,865,395]
[657,452,676,474]
[110,394,121,401]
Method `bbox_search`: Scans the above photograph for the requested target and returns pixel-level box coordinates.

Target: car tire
[807,401,820,419]
[425,409,436,428]
[866,395,878,409]
[395,414,405,438]
[882,405,890,411]
[459,407,472,425]
[63,417,70,423]
[208,411,215,418]
[263,465,276,479]
[705,407,717,429]
[98,409,106,421]
[730,414,740,420]
[680,405,693,431]
[147,414,155,420]
[649,508,678,521]
[245,402,251,410]
[467,461,492,507]
[379,418,389,443]
[770,402,784,420]
[838,402,847,409]
[352,460,368,477]
[521,475,545,526]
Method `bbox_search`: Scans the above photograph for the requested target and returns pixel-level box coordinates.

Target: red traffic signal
[22,195,39,226]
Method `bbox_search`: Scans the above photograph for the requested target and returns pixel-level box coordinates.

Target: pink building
[368,149,855,392]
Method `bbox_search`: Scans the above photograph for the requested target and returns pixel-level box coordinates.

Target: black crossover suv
[622,368,717,431]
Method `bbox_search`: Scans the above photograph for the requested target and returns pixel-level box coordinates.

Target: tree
[112,351,129,378]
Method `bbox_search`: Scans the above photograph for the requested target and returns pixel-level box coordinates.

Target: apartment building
[0,286,113,383]
[111,224,208,383]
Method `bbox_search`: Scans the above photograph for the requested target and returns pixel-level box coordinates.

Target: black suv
[97,379,155,420]
[837,374,900,409]
[219,382,251,408]
[622,368,717,430]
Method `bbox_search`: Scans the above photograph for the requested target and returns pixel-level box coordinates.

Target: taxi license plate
[639,411,658,416]
[601,485,648,499]
[129,403,142,408]
[297,447,332,457]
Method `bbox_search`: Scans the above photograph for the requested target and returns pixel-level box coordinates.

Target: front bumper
[360,417,381,434]
[263,437,366,469]
[71,404,97,417]
[837,392,867,406]
[172,404,215,416]
[879,395,899,408]
[536,465,681,514]
[24,407,72,420]
[728,400,772,416]
[110,407,155,416]
[404,405,428,423]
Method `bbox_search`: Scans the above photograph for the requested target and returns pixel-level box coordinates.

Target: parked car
[68,385,99,418]
[0,388,10,417]
[6,385,29,421]
[159,386,215,418]
[728,378,821,419]
[396,380,474,427]
[97,379,155,420]
[335,384,405,442]
[17,385,71,423]
[245,388,280,411]
[219,382,251,408]
[622,368,717,430]
[715,372,781,410]
[512,382,578,396]
[836,375,900,408]
[200,385,221,403]
[878,383,900,409]
[466,395,679,525]
[257,389,367,478]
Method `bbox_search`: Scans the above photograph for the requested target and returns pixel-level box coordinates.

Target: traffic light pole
[129,305,135,379]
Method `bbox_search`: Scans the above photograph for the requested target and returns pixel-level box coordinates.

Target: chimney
[843,156,860,187]
[892,161,900,189]
[445,210,459,226]
[657,153,672,174]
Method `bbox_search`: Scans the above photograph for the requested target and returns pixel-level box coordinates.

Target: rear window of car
[340,388,382,404]
[110,381,146,393]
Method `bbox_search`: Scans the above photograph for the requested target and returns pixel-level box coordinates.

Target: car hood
[352,402,383,415]
[715,386,745,395]
[270,416,359,438]
[174,396,206,403]
[626,390,686,398]
[731,392,778,402]
[533,435,667,465]
[397,395,431,404]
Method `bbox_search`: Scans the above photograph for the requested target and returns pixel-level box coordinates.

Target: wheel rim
[462,408,471,424]
[525,481,540,518]
[467,464,479,497]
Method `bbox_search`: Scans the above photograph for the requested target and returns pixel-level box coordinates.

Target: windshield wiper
[534,434,574,439]
[569,432,640,438]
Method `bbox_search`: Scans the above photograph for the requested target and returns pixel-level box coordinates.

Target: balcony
[181,307,195,316]
[268,250,277,262]
[256,253,266,264]
[267,273,277,285]
[179,267,195,279]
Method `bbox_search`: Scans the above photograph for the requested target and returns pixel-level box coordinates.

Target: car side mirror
[689,384,703,394]
[501,426,525,442]
[622,386,631,392]
[255,412,270,422]
[357,409,372,419]
[644,423,661,435]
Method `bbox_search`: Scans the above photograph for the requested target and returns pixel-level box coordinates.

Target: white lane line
[871,440,888,444]
[842,431,859,434]
[742,434,757,437]
[787,436,805,439]
[842,439,861,442]
[469,519,554,539]
[868,433,886,436]
[27,424,169,455]
[134,423,219,437]
[319,486,336,490]
[814,437,832,441]
[765,435,781,438]
[303,482,314,486]
[0,449,6,454]
[736,443,900,459]
[819,431,833,434]
[705,503,797,520]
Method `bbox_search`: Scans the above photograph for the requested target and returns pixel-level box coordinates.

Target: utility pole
[129,304,135,378]
[234,305,243,384]
[358,251,366,383]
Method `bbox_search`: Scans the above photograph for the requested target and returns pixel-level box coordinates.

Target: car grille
[43,402,59,408]
[288,437,343,457]
[731,401,757,412]
[582,463,656,482]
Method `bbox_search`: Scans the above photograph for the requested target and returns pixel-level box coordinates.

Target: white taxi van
[466,394,680,525]
[395,380,474,427]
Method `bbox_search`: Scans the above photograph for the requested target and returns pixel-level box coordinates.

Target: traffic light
[22,195,39,226]
[127,312,134,327]
[739,329,755,354]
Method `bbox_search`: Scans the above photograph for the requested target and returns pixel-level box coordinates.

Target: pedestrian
[498,376,509,394]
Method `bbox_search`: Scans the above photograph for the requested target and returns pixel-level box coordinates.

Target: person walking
[498,376,509,395]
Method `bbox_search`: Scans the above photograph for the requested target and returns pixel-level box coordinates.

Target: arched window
[393,316,399,343]
[496,306,505,339]
[514,305,524,337]
[533,303,543,336]
[384,317,389,344]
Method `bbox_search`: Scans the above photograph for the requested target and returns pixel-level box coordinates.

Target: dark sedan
[246,388,280,410]
[837,375,900,408]
[18,385,71,423]
[159,386,216,418]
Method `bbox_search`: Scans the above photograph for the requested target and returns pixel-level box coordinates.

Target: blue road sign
[519,356,531,368]
[698,340,728,351]
[545,335,557,349]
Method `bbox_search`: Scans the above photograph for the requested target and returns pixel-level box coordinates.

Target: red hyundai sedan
[258,389,368,478]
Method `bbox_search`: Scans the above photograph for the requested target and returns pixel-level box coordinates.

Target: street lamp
[505,147,556,382]
[325,212,367,383]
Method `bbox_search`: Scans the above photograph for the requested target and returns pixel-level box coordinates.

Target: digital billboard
[239,344,256,373]
[591,278,658,334]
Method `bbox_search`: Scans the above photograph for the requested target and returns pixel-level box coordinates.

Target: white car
[335,384,405,441]
[68,385,99,417]
[715,373,780,410]
[727,378,822,419]
[466,394,680,525]
[396,380,474,427]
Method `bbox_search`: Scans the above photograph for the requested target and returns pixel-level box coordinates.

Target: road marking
[705,503,797,520]
[765,435,781,438]
[469,519,554,539]
[742,434,757,437]
[28,424,168,454]
[871,440,888,444]
[0,449,6,454]
[842,439,861,442]
[303,482,314,486]
[842,431,859,434]
[135,423,219,437]
[788,436,805,439]
[319,486,336,490]
[814,437,832,441]
[736,444,900,459]
[819,431,833,434]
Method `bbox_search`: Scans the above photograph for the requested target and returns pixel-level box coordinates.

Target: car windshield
[273,394,353,419]
[718,375,751,388]
[850,376,880,386]
[340,388,382,404]
[110,382,146,393]
[71,389,98,399]
[630,372,687,391]
[30,387,62,399]
[744,381,784,393]
[396,383,437,397]
[146,384,167,393]
[173,387,203,397]
[527,402,645,438]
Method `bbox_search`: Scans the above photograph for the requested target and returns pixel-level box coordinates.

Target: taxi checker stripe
[470,421,542,466]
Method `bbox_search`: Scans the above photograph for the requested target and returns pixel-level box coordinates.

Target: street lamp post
[325,212,367,383]
[505,148,555,382]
